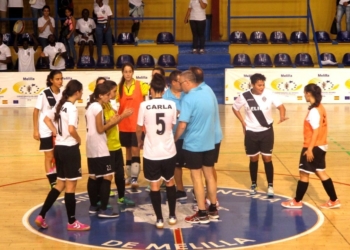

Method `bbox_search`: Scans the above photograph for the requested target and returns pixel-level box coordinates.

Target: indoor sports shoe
[267,186,274,198]
[98,208,120,218]
[185,212,210,224]
[145,184,150,192]
[89,205,100,214]
[176,190,187,200]
[131,178,139,189]
[125,178,131,185]
[109,190,116,197]
[192,49,198,54]
[319,199,341,209]
[67,220,90,231]
[208,210,220,220]
[168,216,177,225]
[249,184,257,195]
[156,219,164,229]
[281,199,303,209]
[35,215,48,229]
[199,49,205,54]
[118,197,135,207]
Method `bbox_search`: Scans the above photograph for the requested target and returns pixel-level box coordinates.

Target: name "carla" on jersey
[146,104,173,110]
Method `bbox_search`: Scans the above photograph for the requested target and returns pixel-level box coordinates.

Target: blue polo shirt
[199,82,223,144]
[178,85,216,152]
[163,88,185,138]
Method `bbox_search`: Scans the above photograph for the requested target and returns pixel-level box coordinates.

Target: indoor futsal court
[0,103,349,249]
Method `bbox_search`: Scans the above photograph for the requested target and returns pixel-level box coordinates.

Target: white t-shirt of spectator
[94,4,112,24]
[129,0,143,7]
[94,0,109,8]
[31,0,46,9]
[0,43,11,70]
[189,0,207,21]
[43,42,66,70]
[76,18,96,42]
[8,0,23,7]
[38,16,55,39]
[17,47,36,72]
[0,0,7,12]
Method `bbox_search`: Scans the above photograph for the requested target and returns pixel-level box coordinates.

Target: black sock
[249,161,258,184]
[131,22,140,37]
[126,160,132,166]
[87,178,99,206]
[198,209,208,217]
[47,173,57,187]
[264,161,274,186]
[209,203,217,212]
[321,178,338,201]
[39,188,60,218]
[115,171,125,199]
[150,191,162,220]
[131,156,140,164]
[295,180,309,202]
[166,185,176,217]
[65,193,76,224]
[99,179,111,210]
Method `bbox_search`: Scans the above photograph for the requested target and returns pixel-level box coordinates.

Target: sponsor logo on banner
[78,99,83,103]
[345,96,350,100]
[233,78,251,91]
[345,79,350,89]
[13,80,42,95]
[271,77,303,92]
[334,96,339,100]
[0,87,7,94]
[297,96,303,100]
[2,100,8,104]
[13,100,19,104]
[308,78,339,91]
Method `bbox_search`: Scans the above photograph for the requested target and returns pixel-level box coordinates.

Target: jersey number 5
[156,113,165,135]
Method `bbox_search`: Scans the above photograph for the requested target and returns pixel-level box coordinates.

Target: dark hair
[118,63,134,98]
[304,83,322,110]
[65,7,74,16]
[46,70,62,87]
[150,74,166,93]
[104,80,117,90]
[86,83,110,109]
[152,67,165,76]
[82,8,89,16]
[96,77,106,85]
[54,80,83,122]
[42,5,50,12]
[169,69,182,83]
[181,70,196,83]
[22,38,29,44]
[250,73,266,85]
[189,66,204,84]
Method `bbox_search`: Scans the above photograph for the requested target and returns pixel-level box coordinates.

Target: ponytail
[54,90,68,122]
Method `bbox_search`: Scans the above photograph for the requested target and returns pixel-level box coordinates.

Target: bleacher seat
[77,56,96,69]
[2,33,13,46]
[36,57,49,70]
[136,54,155,68]
[315,31,331,43]
[337,31,350,42]
[253,53,273,67]
[65,56,75,69]
[270,31,288,44]
[116,54,135,68]
[116,32,135,45]
[290,31,308,43]
[295,53,314,67]
[274,53,293,67]
[96,55,114,69]
[229,31,248,44]
[232,53,251,67]
[342,53,350,66]
[320,53,338,66]
[156,32,175,44]
[158,54,176,67]
[250,31,268,44]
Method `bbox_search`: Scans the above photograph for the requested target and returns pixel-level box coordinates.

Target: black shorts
[299,147,326,173]
[39,136,54,151]
[110,149,124,172]
[143,156,176,182]
[175,139,186,167]
[214,143,221,163]
[244,127,274,156]
[183,148,216,170]
[54,144,82,181]
[88,156,114,178]
[119,131,144,148]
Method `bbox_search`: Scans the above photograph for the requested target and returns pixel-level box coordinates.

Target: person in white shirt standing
[136,73,178,229]
[30,0,46,38]
[8,0,23,33]
[38,5,55,48]
[128,0,144,42]
[41,34,67,70]
[13,32,39,72]
[76,9,96,61]
[0,33,12,71]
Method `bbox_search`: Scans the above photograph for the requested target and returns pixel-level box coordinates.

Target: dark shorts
[39,136,54,151]
[175,139,186,167]
[244,127,274,156]
[119,131,144,148]
[88,156,114,178]
[214,143,221,163]
[183,148,216,170]
[110,149,124,172]
[143,156,176,182]
[54,144,82,181]
[299,147,326,173]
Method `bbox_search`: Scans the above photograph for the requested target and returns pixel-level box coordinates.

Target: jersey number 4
[156,113,165,135]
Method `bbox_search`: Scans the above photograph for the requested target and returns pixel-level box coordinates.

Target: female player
[33,70,63,189]
[281,84,341,209]
[35,79,90,231]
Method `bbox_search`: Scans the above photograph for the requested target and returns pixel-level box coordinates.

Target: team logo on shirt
[58,48,62,53]
[270,78,302,91]
[89,25,92,29]
[262,96,267,102]
[233,78,251,91]
[308,78,339,91]
[13,81,42,95]
[102,10,105,14]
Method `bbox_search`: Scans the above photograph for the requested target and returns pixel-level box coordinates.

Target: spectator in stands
[13,32,39,72]
[76,9,96,62]
[336,0,350,32]
[41,34,67,71]
[8,0,23,33]
[184,0,207,54]
[61,7,77,64]
[0,32,12,71]
[0,0,7,34]
[94,0,114,63]
[94,0,109,7]
[57,0,73,25]
[30,0,46,38]
[129,0,144,42]
[38,5,55,49]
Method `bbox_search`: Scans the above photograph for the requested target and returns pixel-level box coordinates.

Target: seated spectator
[41,34,67,70]
[61,7,77,64]
[336,0,350,32]
[13,32,39,72]
[0,0,7,34]
[8,0,23,33]
[76,9,96,61]
[0,32,12,71]
[30,0,46,38]
[38,5,55,48]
